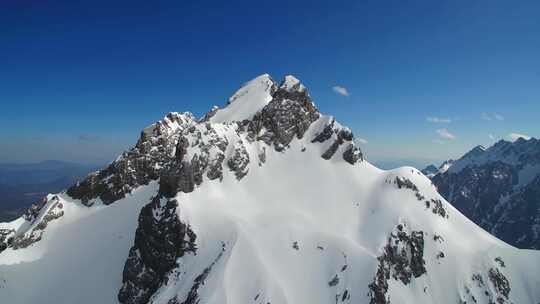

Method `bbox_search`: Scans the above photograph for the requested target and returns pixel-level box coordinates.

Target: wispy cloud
[426,116,451,123]
[78,134,100,142]
[355,137,368,144]
[508,133,531,141]
[488,134,495,140]
[481,112,504,121]
[332,86,349,97]
[436,128,456,140]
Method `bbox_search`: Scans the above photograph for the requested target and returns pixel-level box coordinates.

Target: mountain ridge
[1,74,539,304]
[425,137,540,249]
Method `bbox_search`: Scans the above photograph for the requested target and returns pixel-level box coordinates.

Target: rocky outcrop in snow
[368,224,426,304]
[118,196,196,304]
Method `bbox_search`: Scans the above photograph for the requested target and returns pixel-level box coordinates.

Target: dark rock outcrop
[11,195,64,250]
[227,140,250,179]
[118,195,196,304]
[67,113,196,206]
[461,266,512,304]
[0,228,14,254]
[248,84,320,152]
[343,144,363,164]
[368,224,426,304]
[394,176,448,218]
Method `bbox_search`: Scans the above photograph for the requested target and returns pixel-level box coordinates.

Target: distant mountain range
[0,160,98,221]
[423,137,540,249]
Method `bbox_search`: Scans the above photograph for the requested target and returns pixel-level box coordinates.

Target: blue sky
[1,0,539,168]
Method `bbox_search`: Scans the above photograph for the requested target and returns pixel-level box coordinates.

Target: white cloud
[481,112,504,121]
[488,134,495,140]
[481,112,492,121]
[332,86,349,96]
[355,137,368,144]
[426,116,451,123]
[508,133,531,141]
[436,128,456,140]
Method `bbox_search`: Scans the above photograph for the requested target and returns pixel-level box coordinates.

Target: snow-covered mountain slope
[429,139,540,250]
[1,74,539,304]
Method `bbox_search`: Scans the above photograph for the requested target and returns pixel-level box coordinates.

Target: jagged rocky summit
[0,74,539,304]
[425,138,540,250]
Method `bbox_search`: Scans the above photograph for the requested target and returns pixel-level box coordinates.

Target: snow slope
[209,74,276,124]
[0,74,539,304]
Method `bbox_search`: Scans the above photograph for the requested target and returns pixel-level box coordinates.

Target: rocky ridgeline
[393,176,448,218]
[67,112,197,205]
[9,195,65,250]
[111,75,364,304]
[65,75,363,207]
[368,223,426,304]
[0,75,365,304]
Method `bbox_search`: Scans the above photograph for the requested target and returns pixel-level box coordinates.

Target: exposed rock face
[65,75,363,210]
[67,112,197,205]
[248,81,320,151]
[11,195,64,250]
[0,228,14,254]
[22,197,48,222]
[311,118,361,163]
[394,176,448,218]
[343,143,363,164]
[368,224,426,304]
[118,195,196,304]
[227,140,250,179]
[430,138,540,249]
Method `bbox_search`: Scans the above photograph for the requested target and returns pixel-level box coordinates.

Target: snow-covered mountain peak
[467,144,486,155]
[209,74,277,123]
[447,138,539,174]
[1,75,539,304]
[280,75,306,93]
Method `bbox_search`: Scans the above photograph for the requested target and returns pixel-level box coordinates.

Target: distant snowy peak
[421,159,454,178]
[438,159,454,174]
[420,164,437,177]
[429,137,540,249]
[462,145,486,159]
[448,138,539,174]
